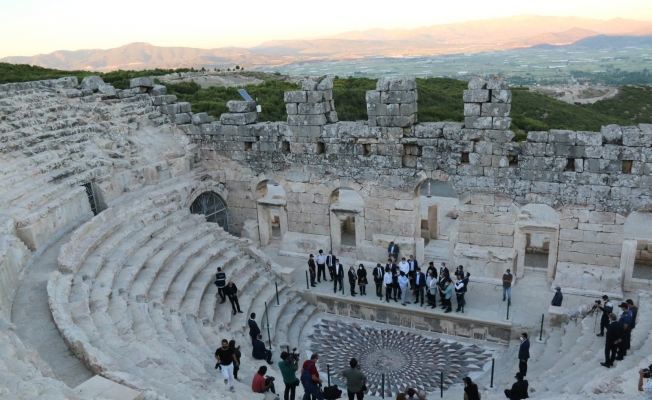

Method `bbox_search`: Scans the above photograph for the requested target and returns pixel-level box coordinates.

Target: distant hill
[3,15,652,71]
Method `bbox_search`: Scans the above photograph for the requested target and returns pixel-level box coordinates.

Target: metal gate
[190,192,229,231]
[82,182,99,216]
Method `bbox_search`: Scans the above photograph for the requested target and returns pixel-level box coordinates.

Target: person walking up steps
[223,281,243,316]
[214,267,227,304]
[215,339,238,393]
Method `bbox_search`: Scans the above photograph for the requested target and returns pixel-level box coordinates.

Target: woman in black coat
[357,264,368,296]
[348,266,358,296]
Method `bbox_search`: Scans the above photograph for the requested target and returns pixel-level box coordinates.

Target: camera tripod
[576,304,599,332]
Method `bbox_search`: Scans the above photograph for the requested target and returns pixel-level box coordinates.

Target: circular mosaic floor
[308,319,492,397]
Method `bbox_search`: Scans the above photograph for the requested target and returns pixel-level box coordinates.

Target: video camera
[644,368,651,379]
[286,347,300,364]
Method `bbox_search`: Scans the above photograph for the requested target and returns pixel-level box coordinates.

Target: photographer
[252,365,276,394]
[638,365,652,398]
[279,350,300,400]
[595,295,613,337]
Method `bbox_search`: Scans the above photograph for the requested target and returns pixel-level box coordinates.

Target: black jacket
[506,380,529,399]
[248,319,260,339]
[333,264,344,278]
[518,339,530,360]
[372,266,384,282]
[326,254,336,267]
[223,284,238,298]
[348,270,357,283]
[606,320,623,347]
[214,272,226,288]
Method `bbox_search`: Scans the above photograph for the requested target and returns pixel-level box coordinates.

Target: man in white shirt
[398,258,409,275]
[315,250,326,283]
[383,267,394,303]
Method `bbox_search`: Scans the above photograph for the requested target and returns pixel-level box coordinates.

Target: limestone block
[284,91,307,103]
[227,100,257,113]
[481,103,511,117]
[484,129,515,143]
[575,131,602,146]
[381,90,418,104]
[367,102,387,116]
[59,88,83,98]
[317,78,334,90]
[220,112,258,125]
[601,124,622,144]
[148,84,167,95]
[240,219,260,245]
[326,111,339,123]
[173,113,191,124]
[492,117,512,130]
[301,79,318,91]
[463,90,490,103]
[286,103,298,115]
[129,77,154,88]
[553,262,622,297]
[465,117,493,129]
[491,90,512,104]
[151,95,177,106]
[487,77,509,90]
[588,211,615,225]
[80,75,105,91]
[464,103,481,116]
[281,268,294,285]
[307,91,324,103]
[453,243,516,282]
[365,90,381,103]
[287,114,327,126]
[548,305,569,327]
[281,231,331,254]
[73,375,142,400]
[467,78,487,90]
[526,131,549,143]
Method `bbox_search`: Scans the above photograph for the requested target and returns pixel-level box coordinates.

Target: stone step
[212,258,259,329]
[228,275,271,334]
[273,298,308,349]
[147,232,217,303]
[196,250,241,321]
[287,304,318,351]
[164,239,233,311]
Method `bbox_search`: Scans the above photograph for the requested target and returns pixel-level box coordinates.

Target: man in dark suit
[252,334,272,364]
[333,259,344,293]
[223,281,243,316]
[388,242,399,261]
[372,263,385,300]
[412,267,427,306]
[390,262,401,302]
[326,251,336,281]
[616,302,633,359]
[504,372,529,400]
[308,254,317,287]
[347,266,357,297]
[518,333,530,377]
[601,313,623,368]
[248,313,261,343]
[407,255,418,281]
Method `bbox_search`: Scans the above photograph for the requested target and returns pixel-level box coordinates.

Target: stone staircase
[424,238,450,265]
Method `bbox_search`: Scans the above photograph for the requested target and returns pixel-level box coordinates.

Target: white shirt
[408,260,416,271]
[428,278,438,294]
[398,261,409,275]
[455,280,465,291]
[644,381,652,400]
[383,272,393,286]
[315,253,326,264]
[334,264,341,275]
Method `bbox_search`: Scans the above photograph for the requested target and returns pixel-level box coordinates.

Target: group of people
[596,296,638,369]
[308,247,472,313]
[214,267,244,316]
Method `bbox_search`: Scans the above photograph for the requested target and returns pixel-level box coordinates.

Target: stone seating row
[0,311,85,400]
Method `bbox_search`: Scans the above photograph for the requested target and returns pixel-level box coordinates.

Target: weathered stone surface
[129,77,154,88]
[463,90,490,103]
[220,112,258,125]
[227,100,256,113]
[80,75,105,91]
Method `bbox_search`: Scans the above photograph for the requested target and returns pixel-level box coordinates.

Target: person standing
[229,340,241,380]
[441,278,453,313]
[638,365,652,398]
[600,313,622,368]
[308,254,317,287]
[326,251,336,281]
[279,351,300,400]
[333,260,344,293]
[342,358,367,400]
[373,263,384,300]
[596,295,613,337]
[616,302,633,360]
[504,372,528,400]
[301,353,324,400]
[427,271,438,308]
[215,339,238,393]
[252,365,276,395]
[214,267,227,304]
[626,299,638,331]
[388,241,399,261]
[348,266,358,297]
[357,264,368,296]
[412,267,426,306]
[454,276,466,313]
[391,261,401,302]
[316,250,327,283]
[503,269,513,305]
[223,281,243,316]
[383,267,393,303]
[426,262,437,279]
[248,313,261,343]
[518,333,530,377]
[398,271,410,306]
[462,377,480,400]
[398,258,409,276]
[454,265,464,281]
[439,263,449,279]
[551,286,563,307]
[252,334,273,364]
[407,255,418,284]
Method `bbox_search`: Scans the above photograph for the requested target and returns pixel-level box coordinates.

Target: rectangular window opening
[244,141,253,151]
[282,141,291,154]
[622,160,633,174]
[564,158,575,172]
[461,152,470,164]
[316,142,324,154]
[508,155,518,167]
[363,143,372,157]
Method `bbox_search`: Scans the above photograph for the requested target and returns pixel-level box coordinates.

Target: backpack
[301,363,315,388]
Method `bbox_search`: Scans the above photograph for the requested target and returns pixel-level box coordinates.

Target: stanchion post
[341,278,344,295]
[440,371,443,398]
[327,364,331,386]
[264,301,272,349]
[275,282,280,306]
[506,301,510,320]
[539,314,544,341]
[490,358,495,388]
[381,373,385,399]
[306,271,310,290]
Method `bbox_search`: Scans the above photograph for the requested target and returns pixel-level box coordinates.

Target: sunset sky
[1,0,652,58]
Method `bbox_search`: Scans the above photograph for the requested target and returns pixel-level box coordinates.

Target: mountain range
[3,15,652,71]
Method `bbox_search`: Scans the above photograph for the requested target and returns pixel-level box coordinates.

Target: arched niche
[189,191,230,231]
[329,187,364,254]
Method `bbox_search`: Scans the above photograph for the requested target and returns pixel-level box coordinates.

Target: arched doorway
[190,191,229,231]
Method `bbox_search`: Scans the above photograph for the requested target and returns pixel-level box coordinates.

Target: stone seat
[273,298,308,348]
[211,258,259,328]
[163,239,234,311]
[184,249,239,318]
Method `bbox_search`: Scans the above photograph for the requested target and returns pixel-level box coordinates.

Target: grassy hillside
[4,63,652,142]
